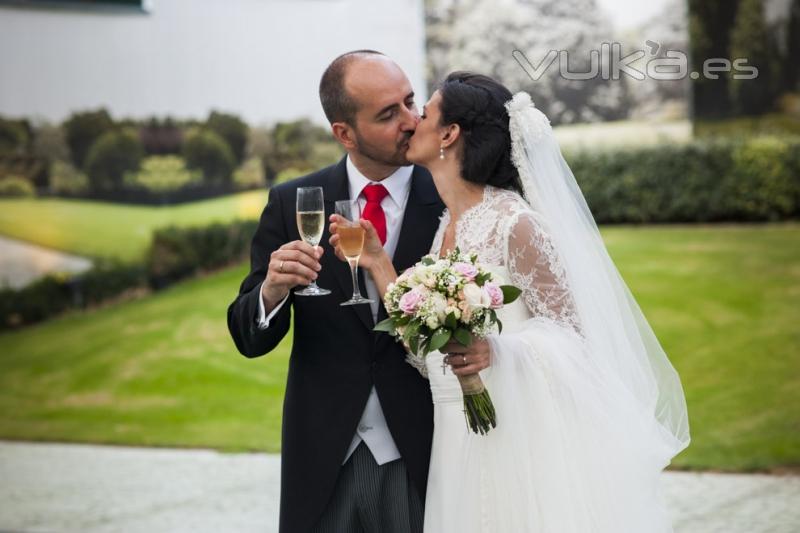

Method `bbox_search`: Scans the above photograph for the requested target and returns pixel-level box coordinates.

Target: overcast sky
[595,0,670,31]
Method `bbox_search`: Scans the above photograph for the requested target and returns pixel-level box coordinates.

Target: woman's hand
[328,214,387,270]
[443,338,492,376]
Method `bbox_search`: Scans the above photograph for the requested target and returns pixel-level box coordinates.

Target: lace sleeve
[505,210,582,334]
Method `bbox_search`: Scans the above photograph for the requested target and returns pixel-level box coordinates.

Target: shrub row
[0,219,258,330]
[46,181,249,205]
[568,136,800,223]
[146,220,258,288]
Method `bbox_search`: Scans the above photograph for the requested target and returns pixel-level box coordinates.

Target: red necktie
[361,184,389,245]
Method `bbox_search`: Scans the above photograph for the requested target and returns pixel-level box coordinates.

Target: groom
[227,51,444,532]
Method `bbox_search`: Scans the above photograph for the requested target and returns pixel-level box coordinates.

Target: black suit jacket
[227,157,444,533]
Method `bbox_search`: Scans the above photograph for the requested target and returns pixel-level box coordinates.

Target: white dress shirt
[257,155,413,465]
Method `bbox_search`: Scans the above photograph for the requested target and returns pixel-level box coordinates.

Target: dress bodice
[424,185,577,404]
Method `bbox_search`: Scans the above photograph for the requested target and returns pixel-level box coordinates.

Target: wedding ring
[462,355,467,365]
[279,260,285,273]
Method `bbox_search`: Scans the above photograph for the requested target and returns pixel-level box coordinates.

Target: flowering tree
[426,0,627,124]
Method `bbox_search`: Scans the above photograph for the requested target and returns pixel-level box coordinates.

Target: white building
[0,0,427,125]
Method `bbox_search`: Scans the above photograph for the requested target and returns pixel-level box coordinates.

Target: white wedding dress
[421,185,680,532]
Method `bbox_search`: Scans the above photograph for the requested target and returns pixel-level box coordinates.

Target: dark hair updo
[438,71,522,195]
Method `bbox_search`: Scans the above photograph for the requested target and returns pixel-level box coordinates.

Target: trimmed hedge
[0,219,257,330]
[46,182,248,205]
[568,136,800,223]
[146,220,257,288]
[0,263,145,329]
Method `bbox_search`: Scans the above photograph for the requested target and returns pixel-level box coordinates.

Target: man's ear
[440,123,461,150]
[331,122,357,151]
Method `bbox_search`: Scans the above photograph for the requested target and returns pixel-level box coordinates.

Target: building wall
[0,0,427,125]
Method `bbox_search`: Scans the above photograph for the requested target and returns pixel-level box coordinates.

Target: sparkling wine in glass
[335,199,373,306]
[295,187,331,296]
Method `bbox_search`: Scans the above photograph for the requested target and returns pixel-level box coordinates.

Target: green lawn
[0,264,289,452]
[0,190,268,261]
[0,224,797,471]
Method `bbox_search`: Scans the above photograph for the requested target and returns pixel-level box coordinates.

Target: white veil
[505,92,690,458]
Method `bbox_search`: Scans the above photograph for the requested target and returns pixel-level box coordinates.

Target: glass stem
[348,258,362,298]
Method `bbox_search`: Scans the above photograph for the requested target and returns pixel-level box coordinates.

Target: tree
[0,117,29,156]
[427,0,626,125]
[85,129,144,191]
[63,109,114,170]
[786,0,800,91]
[182,129,236,185]
[688,0,740,118]
[206,111,248,165]
[729,0,777,115]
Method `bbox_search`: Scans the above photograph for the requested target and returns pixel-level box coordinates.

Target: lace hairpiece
[504,92,553,205]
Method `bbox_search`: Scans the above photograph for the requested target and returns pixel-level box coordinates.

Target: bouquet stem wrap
[456,373,497,435]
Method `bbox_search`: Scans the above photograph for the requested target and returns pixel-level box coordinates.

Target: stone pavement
[0,441,797,533]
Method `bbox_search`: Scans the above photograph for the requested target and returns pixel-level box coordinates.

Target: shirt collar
[346,155,413,209]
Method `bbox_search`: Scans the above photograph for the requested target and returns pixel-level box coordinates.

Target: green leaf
[475,272,491,287]
[374,318,395,332]
[453,328,472,346]
[500,285,522,303]
[409,335,420,355]
[428,328,452,353]
[421,255,435,266]
[445,312,457,330]
[497,318,504,334]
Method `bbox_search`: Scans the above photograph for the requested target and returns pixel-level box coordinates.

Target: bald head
[319,50,400,125]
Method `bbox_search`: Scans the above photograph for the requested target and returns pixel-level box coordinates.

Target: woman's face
[406,90,446,166]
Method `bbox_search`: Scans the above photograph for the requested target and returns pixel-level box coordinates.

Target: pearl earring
[439,147,445,160]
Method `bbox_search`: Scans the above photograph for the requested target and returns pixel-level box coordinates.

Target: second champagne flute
[335,199,374,306]
[295,186,331,296]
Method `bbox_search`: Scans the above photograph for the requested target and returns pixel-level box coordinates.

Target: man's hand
[328,215,385,270]
[261,241,323,311]
[442,338,492,376]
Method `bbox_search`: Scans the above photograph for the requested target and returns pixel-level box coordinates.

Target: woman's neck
[429,161,485,222]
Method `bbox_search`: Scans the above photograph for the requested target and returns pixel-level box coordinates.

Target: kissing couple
[228,50,689,533]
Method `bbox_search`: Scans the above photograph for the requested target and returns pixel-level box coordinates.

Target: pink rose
[453,262,478,281]
[483,282,504,309]
[399,287,426,315]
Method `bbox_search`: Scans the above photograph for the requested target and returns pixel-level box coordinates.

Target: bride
[329,71,690,532]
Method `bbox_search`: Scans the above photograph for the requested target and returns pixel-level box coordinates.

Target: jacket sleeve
[227,186,293,357]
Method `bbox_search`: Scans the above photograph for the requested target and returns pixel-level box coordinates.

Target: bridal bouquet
[375,249,521,435]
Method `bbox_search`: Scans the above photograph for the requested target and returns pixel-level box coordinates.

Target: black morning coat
[227,157,444,533]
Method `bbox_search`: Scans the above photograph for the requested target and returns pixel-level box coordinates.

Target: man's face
[344,58,420,167]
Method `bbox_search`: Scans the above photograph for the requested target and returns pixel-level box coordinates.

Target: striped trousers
[311,442,424,532]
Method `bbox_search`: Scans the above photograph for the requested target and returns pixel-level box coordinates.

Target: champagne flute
[335,199,374,306]
[295,187,331,296]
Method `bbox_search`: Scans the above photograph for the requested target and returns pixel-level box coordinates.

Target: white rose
[463,283,488,310]
[413,265,432,285]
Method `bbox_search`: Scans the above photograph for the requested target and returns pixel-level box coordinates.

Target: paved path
[0,441,797,532]
[0,236,92,289]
